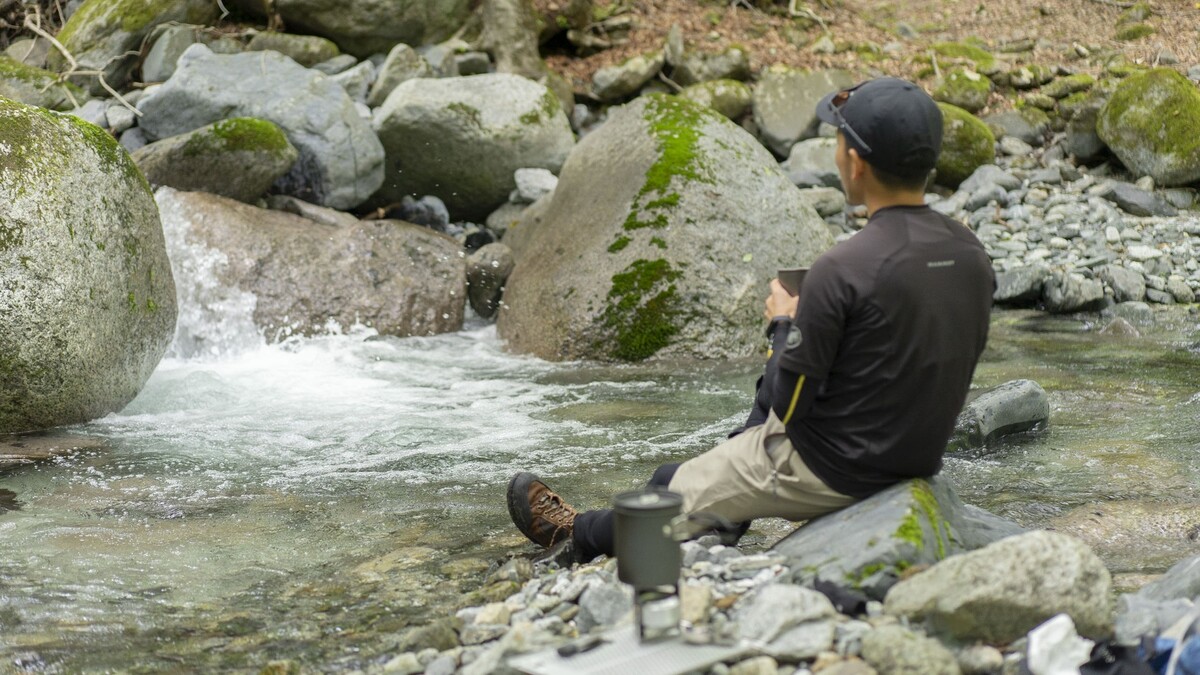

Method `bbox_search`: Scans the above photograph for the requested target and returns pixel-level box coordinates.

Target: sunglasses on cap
[829,85,874,156]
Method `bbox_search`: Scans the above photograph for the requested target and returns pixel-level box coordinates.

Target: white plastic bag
[1026,614,1095,675]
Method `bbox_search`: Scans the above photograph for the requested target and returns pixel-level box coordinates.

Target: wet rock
[467,244,515,319]
[132,118,298,203]
[497,95,832,362]
[994,263,1050,305]
[1099,317,1140,337]
[1050,500,1200,575]
[753,68,856,157]
[138,44,384,210]
[773,478,1024,600]
[861,625,961,675]
[246,31,340,67]
[0,97,176,433]
[1110,301,1154,324]
[367,43,432,108]
[1097,182,1177,217]
[1098,68,1200,187]
[1042,269,1106,313]
[883,530,1113,643]
[593,52,664,102]
[372,73,574,221]
[0,433,107,473]
[1097,264,1147,302]
[949,379,1049,452]
[156,188,465,349]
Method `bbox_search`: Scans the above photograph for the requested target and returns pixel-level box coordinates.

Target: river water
[1,205,1199,671]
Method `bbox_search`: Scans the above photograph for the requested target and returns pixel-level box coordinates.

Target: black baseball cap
[815,77,943,177]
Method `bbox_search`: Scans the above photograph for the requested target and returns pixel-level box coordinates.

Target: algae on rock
[935,102,996,188]
[1098,67,1200,186]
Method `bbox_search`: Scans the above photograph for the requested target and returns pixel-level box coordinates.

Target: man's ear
[846,148,868,181]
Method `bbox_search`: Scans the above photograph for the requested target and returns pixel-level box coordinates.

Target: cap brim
[815,91,839,126]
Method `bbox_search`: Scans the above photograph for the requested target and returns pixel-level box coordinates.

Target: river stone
[245,31,340,67]
[226,0,471,57]
[265,195,359,228]
[861,625,960,675]
[736,583,837,643]
[0,99,177,433]
[773,478,1025,600]
[797,187,846,217]
[781,136,840,188]
[372,73,574,221]
[933,68,991,113]
[513,168,557,204]
[1167,277,1195,303]
[753,68,856,157]
[669,46,752,87]
[766,620,836,662]
[367,43,432,108]
[141,24,202,82]
[678,79,753,120]
[0,55,89,111]
[330,61,375,103]
[1098,68,1200,186]
[576,581,632,633]
[948,379,1049,453]
[883,530,1113,643]
[959,164,1022,194]
[155,188,464,348]
[496,94,833,362]
[1043,269,1106,313]
[1111,300,1154,324]
[1136,554,1200,602]
[466,243,514,319]
[592,52,665,102]
[48,0,219,93]
[982,109,1048,146]
[137,44,385,210]
[937,103,996,188]
[1097,182,1178,217]
[993,264,1050,305]
[132,117,299,203]
[4,38,50,69]
[1097,264,1147,302]
[1049,500,1200,575]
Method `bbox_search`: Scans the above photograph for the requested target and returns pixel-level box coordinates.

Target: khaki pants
[666,410,857,532]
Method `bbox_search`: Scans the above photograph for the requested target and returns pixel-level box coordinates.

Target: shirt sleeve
[777,257,848,380]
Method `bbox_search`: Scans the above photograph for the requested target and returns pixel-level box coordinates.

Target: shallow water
[3,250,1200,671]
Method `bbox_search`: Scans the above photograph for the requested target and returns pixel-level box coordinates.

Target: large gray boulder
[137,45,384,210]
[1043,269,1106,313]
[0,99,177,433]
[753,68,855,157]
[156,189,464,354]
[132,117,298,203]
[371,73,575,221]
[773,477,1025,600]
[1098,68,1200,187]
[948,379,1050,453]
[48,0,219,92]
[497,94,834,362]
[225,0,472,58]
[884,530,1113,643]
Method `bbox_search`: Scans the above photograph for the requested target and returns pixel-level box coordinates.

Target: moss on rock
[1042,74,1095,99]
[935,102,995,188]
[1098,67,1200,186]
[599,258,683,361]
[677,79,753,120]
[930,42,996,72]
[182,117,293,157]
[0,56,88,111]
[1115,23,1154,41]
[932,68,991,113]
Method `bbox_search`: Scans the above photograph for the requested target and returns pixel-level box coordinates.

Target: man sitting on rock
[506,78,996,563]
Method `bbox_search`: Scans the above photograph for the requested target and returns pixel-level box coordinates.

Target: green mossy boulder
[932,68,991,114]
[49,0,219,93]
[1115,23,1154,41]
[497,94,834,362]
[929,42,997,73]
[0,56,88,111]
[936,103,996,188]
[1118,1,1152,24]
[1098,67,1200,186]
[132,117,299,203]
[0,98,177,433]
[1042,74,1095,99]
[245,32,341,67]
[678,79,753,120]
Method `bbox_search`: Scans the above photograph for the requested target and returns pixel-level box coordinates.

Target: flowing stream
[1,203,1199,671]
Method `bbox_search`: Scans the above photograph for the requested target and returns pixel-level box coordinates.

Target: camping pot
[612,488,683,590]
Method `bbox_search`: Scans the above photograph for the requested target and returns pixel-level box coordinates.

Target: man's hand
[764,278,799,322]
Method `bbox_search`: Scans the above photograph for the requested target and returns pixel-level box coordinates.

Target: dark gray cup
[612,489,683,590]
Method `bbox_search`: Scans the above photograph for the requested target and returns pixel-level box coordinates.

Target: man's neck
[864,191,927,218]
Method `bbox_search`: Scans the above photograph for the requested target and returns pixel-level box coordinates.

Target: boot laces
[535,492,576,527]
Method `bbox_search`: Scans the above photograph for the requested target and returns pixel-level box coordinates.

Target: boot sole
[506,471,541,546]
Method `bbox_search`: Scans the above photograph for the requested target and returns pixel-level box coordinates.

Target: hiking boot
[507,472,578,548]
